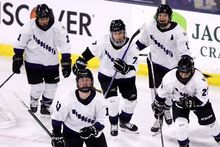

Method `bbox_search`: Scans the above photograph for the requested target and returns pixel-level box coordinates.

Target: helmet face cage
[110,19,127,47]
[156,4,173,20]
[178,55,194,73]
[36,4,51,19]
[76,69,94,92]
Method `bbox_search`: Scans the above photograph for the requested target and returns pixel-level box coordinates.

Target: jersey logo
[175,87,188,98]
[33,35,56,55]
[150,35,173,57]
[170,34,174,40]
[72,109,95,124]
[104,50,114,62]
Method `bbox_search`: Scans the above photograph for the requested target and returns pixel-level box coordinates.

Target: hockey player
[72,19,139,136]
[51,69,108,147]
[12,4,72,115]
[152,55,220,147]
[136,4,192,132]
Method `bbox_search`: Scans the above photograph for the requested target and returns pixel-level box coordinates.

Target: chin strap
[78,87,102,93]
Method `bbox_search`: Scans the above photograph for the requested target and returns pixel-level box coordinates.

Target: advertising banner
[0,0,219,74]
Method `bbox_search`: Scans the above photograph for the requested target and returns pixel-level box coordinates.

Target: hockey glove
[152,98,165,116]
[61,58,72,78]
[51,132,65,147]
[79,126,98,139]
[12,54,23,74]
[113,58,130,75]
[72,57,87,75]
[178,96,203,109]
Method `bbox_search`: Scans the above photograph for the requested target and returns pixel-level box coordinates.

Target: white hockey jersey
[157,69,209,106]
[89,35,139,79]
[139,20,191,69]
[14,19,71,66]
[51,90,107,133]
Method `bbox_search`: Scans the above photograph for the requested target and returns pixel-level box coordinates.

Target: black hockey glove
[12,54,23,74]
[79,126,98,139]
[152,97,165,116]
[61,58,72,78]
[177,96,203,109]
[72,57,87,75]
[51,132,65,147]
[113,58,130,75]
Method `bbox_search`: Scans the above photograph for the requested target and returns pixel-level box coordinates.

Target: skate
[40,104,50,115]
[120,121,139,134]
[164,109,172,125]
[110,124,118,136]
[30,97,38,113]
[151,118,162,132]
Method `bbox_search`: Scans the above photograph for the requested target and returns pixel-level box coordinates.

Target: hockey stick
[0,73,15,88]
[203,73,212,79]
[104,23,146,98]
[148,52,164,147]
[13,92,52,138]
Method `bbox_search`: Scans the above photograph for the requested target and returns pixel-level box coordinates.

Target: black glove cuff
[13,54,23,60]
[155,95,166,103]
[61,53,71,61]
[82,47,95,61]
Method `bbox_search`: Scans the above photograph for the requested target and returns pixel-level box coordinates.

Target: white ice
[0,56,220,147]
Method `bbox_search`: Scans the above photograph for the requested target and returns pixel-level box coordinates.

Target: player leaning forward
[72,19,139,136]
[152,55,220,147]
[51,69,108,147]
[12,4,72,115]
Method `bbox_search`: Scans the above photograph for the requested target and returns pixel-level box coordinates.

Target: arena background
[0,0,219,86]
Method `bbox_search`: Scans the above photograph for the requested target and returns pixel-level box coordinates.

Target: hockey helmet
[110,19,126,32]
[156,4,173,19]
[178,55,194,74]
[76,69,94,92]
[110,19,127,47]
[36,4,52,19]
[35,4,54,31]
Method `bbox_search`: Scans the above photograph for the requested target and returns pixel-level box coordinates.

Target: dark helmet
[178,55,194,73]
[110,19,126,32]
[36,4,51,18]
[110,19,127,47]
[156,4,173,19]
[35,4,54,31]
[76,69,93,92]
